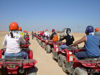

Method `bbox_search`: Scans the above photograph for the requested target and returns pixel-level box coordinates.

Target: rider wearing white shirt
[3,31,26,53]
[3,22,28,59]
[44,29,50,40]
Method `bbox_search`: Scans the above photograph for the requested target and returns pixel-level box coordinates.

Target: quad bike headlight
[69,56,74,62]
[55,45,59,52]
[69,52,72,54]
[56,48,59,52]
[55,45,58,47]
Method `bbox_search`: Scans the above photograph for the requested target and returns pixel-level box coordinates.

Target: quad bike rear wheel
[42,42,46,48]
[41,42,45,48]
[38,40,41,45]
[21,67,37,75]
[62,56,68,73]
[58,54,64,67]
[1,68,8,75]
[52,48,58,60]
[0,70,2,75]
[46,45,51,53]
[73,67,88,75]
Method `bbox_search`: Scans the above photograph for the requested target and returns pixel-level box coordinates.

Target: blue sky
[0,0,100,32]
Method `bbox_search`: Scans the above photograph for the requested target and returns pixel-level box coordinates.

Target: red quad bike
[33,33,40,43]
[45,40,55,53]
[33,33,39,42]
[33,33,41,45]
[51,41,62,60]
[24,34,30,45]
[50,41,67,67]
[35,34,42,45]
[0,44,37,75]
[40,39,47,49]
[57,47,100,75]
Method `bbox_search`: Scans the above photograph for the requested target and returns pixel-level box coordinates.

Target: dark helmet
[85,26,94,34]
[66,28,71,34]
[52,29,55,32]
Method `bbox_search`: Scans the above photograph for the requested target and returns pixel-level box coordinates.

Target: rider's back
[3,32,26,53]
[85,34,100,57]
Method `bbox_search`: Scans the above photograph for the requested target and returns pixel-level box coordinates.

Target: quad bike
[24,34,30,45]
[45,40,54,53]
[50,41,65,61]
[0,38,37,75]
[34,33,41,45]
[35,34,50,51]
[0,48,37,75]
[56,47,100,75]
[40,39,47,49]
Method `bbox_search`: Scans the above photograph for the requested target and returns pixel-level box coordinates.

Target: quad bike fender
[53,43,60,52]
[0,50,3,59]
[26,50,33,59]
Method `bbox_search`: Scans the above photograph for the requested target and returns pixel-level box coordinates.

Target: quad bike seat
[80,56,100,61]
[5,56,24,59]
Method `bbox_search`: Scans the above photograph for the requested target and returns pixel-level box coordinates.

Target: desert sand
[0,32,85,75]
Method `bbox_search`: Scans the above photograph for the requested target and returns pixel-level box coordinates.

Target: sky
[0,0,100,32]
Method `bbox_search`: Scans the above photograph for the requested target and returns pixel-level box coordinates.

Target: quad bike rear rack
[0,59,36,68]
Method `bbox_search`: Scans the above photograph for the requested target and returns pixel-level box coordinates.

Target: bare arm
[3,35,7,46]
[70,36,86,47]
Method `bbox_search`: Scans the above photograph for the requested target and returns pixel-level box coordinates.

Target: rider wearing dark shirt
[59,28,74,50]
[50,29,57,40]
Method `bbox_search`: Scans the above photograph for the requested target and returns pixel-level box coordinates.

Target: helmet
[19,27,22,31]
[95,28,99,32]
[85,26,94,34]
[45,29,48,31]
[66,28,71,34]
[23,30,28,33]
[9,22,19,31]
[52,29,55,32]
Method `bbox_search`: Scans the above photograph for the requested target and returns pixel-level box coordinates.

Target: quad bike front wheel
[62,56,68,73]
[58,54,65,67]
[0,70,2,75]
[46,45,51,53]
[52,48,58,60]
[42,42,46,48]
[73,67,88,75]
[38,40,41,45]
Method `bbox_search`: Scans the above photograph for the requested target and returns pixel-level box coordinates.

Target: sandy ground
[0,32,85,75]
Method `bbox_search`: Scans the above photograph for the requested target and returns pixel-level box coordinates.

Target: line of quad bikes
[34,33,100,75]
[0,34,37,75]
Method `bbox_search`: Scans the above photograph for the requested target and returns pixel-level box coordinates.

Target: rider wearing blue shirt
[70,26,100,58]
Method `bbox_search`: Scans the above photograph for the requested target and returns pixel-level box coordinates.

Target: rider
[23,30,30,44]
[59,28,74,50]
[95,28,100,42]
[31,31,34,39]
[23,30,29,38]
[50,29,58,42]
[3,22,28,59]
[18,27,25,38]
[40,31,44,38]
[43,29,50,40]
[70,26,100,58]
[50,29,57,39]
